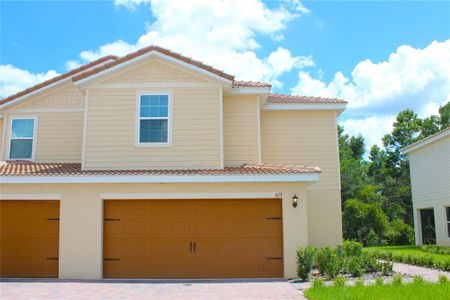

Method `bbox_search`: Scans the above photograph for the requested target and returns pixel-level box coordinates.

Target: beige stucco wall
[1,182,311,279]
[408,135,450,246]
[223,95,259,166]
[261,110,342,246]
[0,85,84,162]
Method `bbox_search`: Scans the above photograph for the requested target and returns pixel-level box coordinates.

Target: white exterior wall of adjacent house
[403,129,450,246]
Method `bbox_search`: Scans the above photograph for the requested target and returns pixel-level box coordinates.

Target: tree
[439,102,450,129]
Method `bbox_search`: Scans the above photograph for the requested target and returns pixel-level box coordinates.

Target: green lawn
[365,246,450,260]
[304,281,450,300]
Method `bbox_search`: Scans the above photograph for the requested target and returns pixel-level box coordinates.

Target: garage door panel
[103,199,283,278]
[0,201,59,278]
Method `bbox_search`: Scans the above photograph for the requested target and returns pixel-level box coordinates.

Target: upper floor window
[9,118,36,160]
[137,93,171,145]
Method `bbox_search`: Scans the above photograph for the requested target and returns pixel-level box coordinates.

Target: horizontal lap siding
[261,110,340,190]
[409,137,450,204]
[1,84,84,162]
[84,87,221,170]
[261,110,343,246]
[223,96,258,166]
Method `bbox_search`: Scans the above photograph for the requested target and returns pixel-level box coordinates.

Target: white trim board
[1,173,320,184]
[90,82,220,89]
[8,108,84,113]
[101,192,282,200]
[0,194,61,200]
[7,116,38,161]
[402,128,450,154]
[0,78,71,110]
[264,103,347,111]
[74,51,233,87]
[228,87,271,95]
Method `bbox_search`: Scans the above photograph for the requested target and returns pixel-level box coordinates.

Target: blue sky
[1,0,449,149]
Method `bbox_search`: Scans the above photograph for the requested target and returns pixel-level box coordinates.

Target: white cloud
[292,40,450,148]
[339,115,395,150]
[114,0,150,10]
[0,65,59,98]
[74,0,312,86]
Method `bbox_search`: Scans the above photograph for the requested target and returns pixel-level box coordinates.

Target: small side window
[9,118,36,160]
[446,207,450,238]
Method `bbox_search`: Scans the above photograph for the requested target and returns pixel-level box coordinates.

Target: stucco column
[59,189,103,279]
[282,186,308,278]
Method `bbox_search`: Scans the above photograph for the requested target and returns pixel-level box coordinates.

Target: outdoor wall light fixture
[292,194,298,208]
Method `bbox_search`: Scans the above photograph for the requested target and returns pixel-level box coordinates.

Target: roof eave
[263,103,347,114]
[0,173,320,184]
[74,50,234,88]
[401,128,450,154]
[0,78,71,111]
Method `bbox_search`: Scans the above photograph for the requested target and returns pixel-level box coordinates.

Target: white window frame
[135,91,172,147]
[8,116,38,161]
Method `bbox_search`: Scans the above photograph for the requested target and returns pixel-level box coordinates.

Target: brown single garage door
[104,199,283,278]
[0,200,60,278]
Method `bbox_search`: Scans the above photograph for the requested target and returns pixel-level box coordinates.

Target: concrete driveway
[0,279,305,300]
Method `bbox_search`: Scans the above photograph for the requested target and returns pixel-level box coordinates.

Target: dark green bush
[344,255,364,277]
[296,246,316,281]
[315,247,336,275]
[422,245,450,255]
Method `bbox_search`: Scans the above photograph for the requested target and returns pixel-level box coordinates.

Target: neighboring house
[0,46,346,279]
[401,127,450,246]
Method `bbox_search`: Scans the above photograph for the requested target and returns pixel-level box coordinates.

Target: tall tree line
[340,102,449,246]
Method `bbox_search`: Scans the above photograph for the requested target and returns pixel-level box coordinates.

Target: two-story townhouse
[401,127,450,246]
[0,46,346,279]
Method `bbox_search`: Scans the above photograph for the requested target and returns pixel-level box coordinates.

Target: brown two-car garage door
[104,199,283,278]
[0,201,60,278]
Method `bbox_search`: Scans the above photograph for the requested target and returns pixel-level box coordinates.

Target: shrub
[344,255,364,277]
[392,274,403,286]
[311,279,324,289]
[334,276,346,287]
[315,247,335,275]
[315,247,340,279]
[296,246,316,281]
[355,278,364,287]
[361,253,378,272]
[438,274,448,284]
[365,247,450,272]
[341,240,363,257]
[422,245,450,255]
[378,260,393,276]
[375,277,384,286]
[413,275,425,284]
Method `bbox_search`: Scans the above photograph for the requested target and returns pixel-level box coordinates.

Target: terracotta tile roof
[266,93,347,104]
[0,162,320,177]
[401,126,450,153]
[233,80,272,88]
[73,45,235,83]
[0,55,118,106]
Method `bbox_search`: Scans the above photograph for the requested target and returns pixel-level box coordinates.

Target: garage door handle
[266,257,282,260]
[104,218,121,221]
[193,242,196,252]
[266,217,281,220]
[46,257,59,260]
[104,258,120,261]
[189,241,193,252]
[47,218,60,221]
